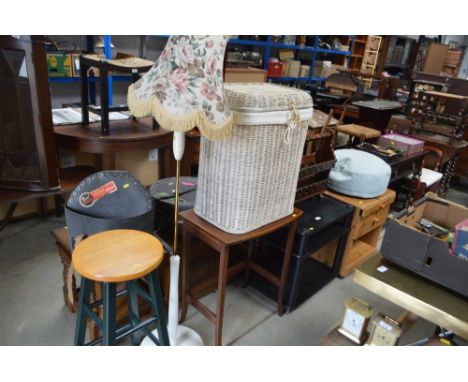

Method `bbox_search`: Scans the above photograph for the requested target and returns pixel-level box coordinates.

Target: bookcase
[349,35,368,71]
[359,35,382,88]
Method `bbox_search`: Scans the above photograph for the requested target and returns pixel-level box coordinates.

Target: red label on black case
[79,181,117,208]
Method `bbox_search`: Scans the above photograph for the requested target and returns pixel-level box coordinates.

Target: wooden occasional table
[54,118,199,179]
[353,255,468,341]
[337,123,381,147]
[352,99,404,132]
[179,208,303,345]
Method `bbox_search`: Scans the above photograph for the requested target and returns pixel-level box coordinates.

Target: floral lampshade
[127,35,233,140]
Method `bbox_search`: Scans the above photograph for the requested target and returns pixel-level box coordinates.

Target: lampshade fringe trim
[127,84,233,141]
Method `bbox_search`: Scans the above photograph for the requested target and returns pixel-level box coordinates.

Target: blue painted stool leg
[148,271,170,346]
[102,282,117,346]
[74,277,92,346]
[127,281,140,345]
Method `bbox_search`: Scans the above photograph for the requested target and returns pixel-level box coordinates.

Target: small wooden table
[337,123,381,147]
[179,208,302,345]
[352,99,404,132]
[353,255,468,341]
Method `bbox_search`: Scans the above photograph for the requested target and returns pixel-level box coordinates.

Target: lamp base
[140,325,204,346]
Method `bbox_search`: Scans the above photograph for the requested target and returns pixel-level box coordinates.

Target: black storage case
[65,171,154,250]
[149,176,197,232]
[250,196,354,311]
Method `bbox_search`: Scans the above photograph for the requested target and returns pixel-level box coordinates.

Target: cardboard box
[314,60,331,78]
[279,50,294,61]
[381,193,468,298]
[47,53,73,77]
[288,60,300,78]
[300,65,310,78]
[224,68,266,83]
[314,60,346,78]
[281,61,290,77]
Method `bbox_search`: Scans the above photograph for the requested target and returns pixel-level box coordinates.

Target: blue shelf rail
[228,35,355,84]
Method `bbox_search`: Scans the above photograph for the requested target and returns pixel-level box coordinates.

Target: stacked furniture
[408,90,468,193]
[296,120,336,202]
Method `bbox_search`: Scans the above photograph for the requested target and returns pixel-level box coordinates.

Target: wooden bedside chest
[323,189,396,276]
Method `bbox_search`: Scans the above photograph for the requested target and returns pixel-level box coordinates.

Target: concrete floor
[0,183,466,345]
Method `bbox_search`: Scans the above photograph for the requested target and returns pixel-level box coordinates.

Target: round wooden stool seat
[72,229,164,283]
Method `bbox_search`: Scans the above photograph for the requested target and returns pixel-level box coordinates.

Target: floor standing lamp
[127,35,233,345]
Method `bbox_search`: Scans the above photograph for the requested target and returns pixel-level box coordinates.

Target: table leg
[277,221,298,316]
[179,227,190,323]
[215,246,230,346]
[0,202,17,232]
[242,240,255,288]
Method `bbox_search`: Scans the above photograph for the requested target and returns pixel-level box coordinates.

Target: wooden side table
[324,189,396,277]
[179,208,302,346]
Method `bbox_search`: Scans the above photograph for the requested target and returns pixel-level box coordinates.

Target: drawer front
[360,192,395,218]
[356,206,389,238]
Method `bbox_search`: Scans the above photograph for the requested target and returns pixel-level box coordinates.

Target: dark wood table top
[352,99,404,111]
[54,118,173,154]
[356,145,427,166]
[180,208,303,246]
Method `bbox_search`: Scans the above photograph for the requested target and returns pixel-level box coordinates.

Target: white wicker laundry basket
[194,83,313,234]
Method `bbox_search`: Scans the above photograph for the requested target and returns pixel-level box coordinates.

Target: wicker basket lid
[224,83,313,125]
[224,83,312,112]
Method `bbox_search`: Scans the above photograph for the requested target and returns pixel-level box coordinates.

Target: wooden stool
[179,208,302,346]
[337,123,381,147]
[51,227,78,312]
[72,229,169,346]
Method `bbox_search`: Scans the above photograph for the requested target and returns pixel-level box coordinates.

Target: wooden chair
[413,146,444,201]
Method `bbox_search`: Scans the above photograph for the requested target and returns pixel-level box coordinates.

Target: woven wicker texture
[195,83,311,234]
[224,83,313,112]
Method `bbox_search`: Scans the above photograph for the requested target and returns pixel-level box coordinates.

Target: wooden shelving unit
[360,35,382,88]
[227,35,355,84]
[349,35,368,71]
